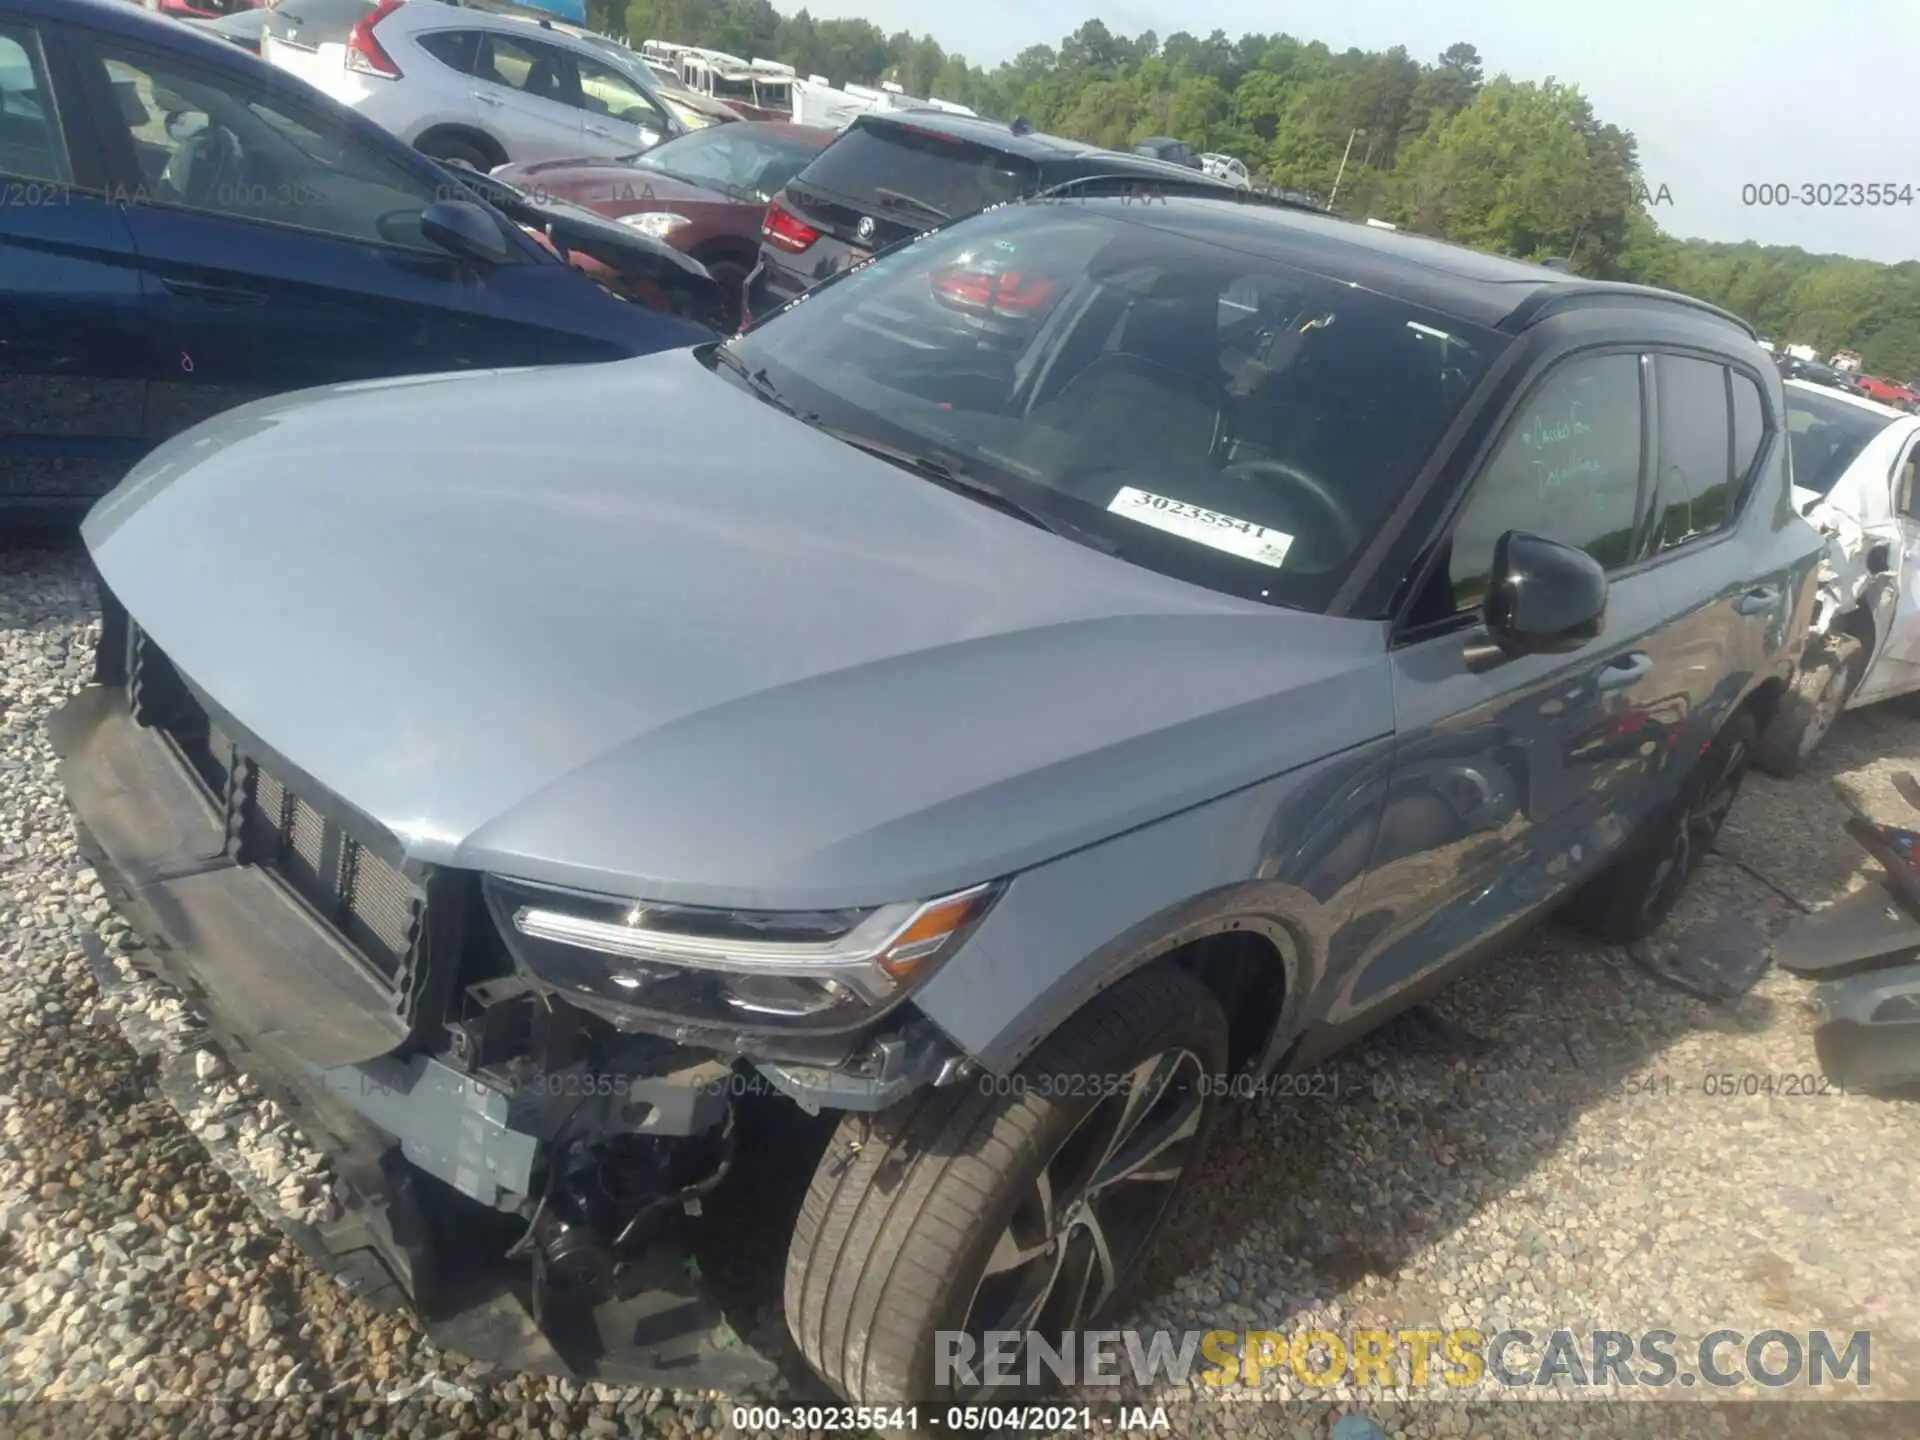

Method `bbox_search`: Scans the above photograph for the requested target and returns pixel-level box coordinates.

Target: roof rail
[1501,282,1756,339]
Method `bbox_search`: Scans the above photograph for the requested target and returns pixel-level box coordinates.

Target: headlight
[485,876,1000,1031]
[618,211,692,238]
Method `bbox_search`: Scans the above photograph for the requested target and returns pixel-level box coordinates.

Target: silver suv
[56,194,1820,1403]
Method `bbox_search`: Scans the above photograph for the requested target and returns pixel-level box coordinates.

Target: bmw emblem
[856,215,876,243]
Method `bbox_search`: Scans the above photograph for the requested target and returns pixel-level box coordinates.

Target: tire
[1562,709,1758,945]
[1754,632,1865,777]
[698,258,750,333]
[784,965,1229,1405]
[416,134,495,170]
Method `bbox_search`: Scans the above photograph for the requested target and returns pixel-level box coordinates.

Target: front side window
[0,27,71,184]
[1652,355,1735,551]
[1442,352,1645,613]
[721,200,1502,613]
[574,53,667,130]
[90,46,460,253]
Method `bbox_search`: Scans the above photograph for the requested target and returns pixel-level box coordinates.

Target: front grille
[116,609,426,994]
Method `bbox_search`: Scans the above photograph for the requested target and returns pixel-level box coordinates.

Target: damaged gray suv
[55,194,1820,1404]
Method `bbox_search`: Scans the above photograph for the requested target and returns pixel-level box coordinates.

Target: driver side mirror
[1481,530,1608,657]
[420,199,512,265]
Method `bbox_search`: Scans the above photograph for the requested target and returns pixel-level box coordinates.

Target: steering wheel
[159,125,243,209]
[1219,457,1363,559]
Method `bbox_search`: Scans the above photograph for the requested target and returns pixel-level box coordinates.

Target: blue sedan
[0,0,710,524]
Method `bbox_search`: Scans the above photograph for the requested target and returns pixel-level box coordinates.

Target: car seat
[1027,293,1224,480]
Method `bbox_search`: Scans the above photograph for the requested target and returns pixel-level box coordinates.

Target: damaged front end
[49,591,986,1386]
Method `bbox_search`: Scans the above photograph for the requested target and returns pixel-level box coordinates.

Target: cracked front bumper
[49,685,779,1390]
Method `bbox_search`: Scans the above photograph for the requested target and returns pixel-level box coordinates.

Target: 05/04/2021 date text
[1742,182,1917,207]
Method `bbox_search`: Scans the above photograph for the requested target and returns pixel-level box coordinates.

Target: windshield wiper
[705,343,800,414]
[705,348,1116,553]
[871,187,950,222]
[811,424,1118,554]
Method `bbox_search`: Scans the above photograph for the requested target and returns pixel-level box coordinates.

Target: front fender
[909,734,1397,1074]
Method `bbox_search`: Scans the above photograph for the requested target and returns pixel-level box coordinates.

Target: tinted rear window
[1786,386,1898,496]
[793,121,1039,222]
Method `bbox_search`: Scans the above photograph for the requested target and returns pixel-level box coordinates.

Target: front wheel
[1563,709,1757,945]
[784,965,1228,1404]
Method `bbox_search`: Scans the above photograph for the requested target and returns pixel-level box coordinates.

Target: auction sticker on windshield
[1107,487,1294,567]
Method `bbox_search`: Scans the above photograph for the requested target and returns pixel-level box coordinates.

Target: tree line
[600,1,1920,379]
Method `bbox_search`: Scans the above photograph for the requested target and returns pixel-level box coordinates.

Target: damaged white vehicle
[1757,380,1920,773]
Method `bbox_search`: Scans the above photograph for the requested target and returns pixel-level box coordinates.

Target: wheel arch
[958,898,1312,1080]
[687,235,761,271]
[413,125,508,169]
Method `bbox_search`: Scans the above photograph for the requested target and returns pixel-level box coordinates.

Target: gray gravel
[2,541,1916,1437]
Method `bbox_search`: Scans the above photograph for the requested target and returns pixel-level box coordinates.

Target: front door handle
[1735,585,1782,616]
[586,123,614,137]
[1597,652,1653,690]
[472,91,504,106]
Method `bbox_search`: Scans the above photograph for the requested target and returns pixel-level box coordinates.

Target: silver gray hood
[86,352,1392,909]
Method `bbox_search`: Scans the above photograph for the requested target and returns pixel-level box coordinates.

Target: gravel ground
[2,540,1917,1438]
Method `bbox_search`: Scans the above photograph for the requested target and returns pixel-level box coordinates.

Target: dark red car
[492,121,833,331]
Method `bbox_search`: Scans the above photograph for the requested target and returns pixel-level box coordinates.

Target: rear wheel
[1563,710,1757,944]
[416,133,496,171]
[1755,632,1865,776]
[784,965,1228,1404]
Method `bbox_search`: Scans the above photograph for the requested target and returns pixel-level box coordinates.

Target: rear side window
[0,27,70,184]
[416,30,482,78]
[476,35,573,104]
[1732,370,1765,488]
[1653,355,1735,551]
[794,121,1038,220]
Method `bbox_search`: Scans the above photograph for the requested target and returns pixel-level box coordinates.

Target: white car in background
[262,0,679,167]
[1756,379,1920,772]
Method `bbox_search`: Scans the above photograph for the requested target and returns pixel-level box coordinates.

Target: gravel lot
[2,539,1916,1438]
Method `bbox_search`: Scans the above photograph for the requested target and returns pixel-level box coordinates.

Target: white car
[262,0,678,168]
[1756,378,1920,772]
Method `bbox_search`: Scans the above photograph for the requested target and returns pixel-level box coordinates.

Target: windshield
[795,121,1039,221]
[1786,386,1899,497]
[708,73,757,101]
[723,200,1501,613]
[632,125,821,201]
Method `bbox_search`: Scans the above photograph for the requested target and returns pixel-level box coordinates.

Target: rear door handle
[586,123,614,137]
[1598,652,1653,690]
[1735,585,1782,615]
[472,91,504,106]
[160,275,266,305]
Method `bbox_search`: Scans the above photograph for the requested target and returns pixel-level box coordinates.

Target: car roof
[1046,196,1758,338]
[1786,377,1908,419]
[12,0,191,38]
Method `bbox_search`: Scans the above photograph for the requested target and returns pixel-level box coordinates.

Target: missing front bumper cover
[55,687,780,1390]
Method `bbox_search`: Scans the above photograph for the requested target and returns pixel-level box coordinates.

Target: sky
[774,0,1920,265]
